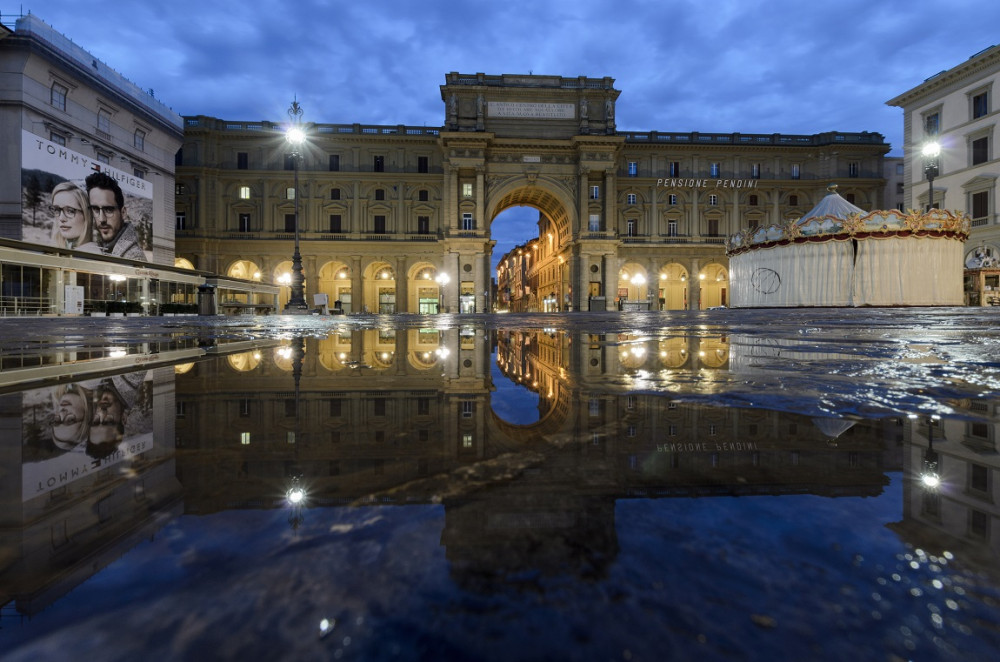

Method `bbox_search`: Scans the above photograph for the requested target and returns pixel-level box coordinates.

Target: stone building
[176,73,889,313]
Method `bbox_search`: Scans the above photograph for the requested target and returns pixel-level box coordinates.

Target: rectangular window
[626,219,637,236]
[284,214,296,232]
[287,431,296,444]
[668,194,677,205]
[972,91,989,119]
[239,186,251,199]
[329,399,342,417]
[626,396,636,412]
[462,212,475,230]
[375,189,385,201]
[329,214,342,233]
[237,152,248,169]
[789,194,799,206]
[417,216,430,234]
[462,401,475,418]
[970,510,989,539]
[97,109,111,135]
[589,397,600,417]
[896,182,905,194]
[51,83,68,111]
[286,187,295,200]
[590,185,600,199]
[848,162,860,177]
[419,189,429,201]
[792,164,801,179]
[708,194,718,206]
[710,162,720,177]
[50,132,66,146]
[925,112,940,136]
[749,194,758,206]
[97,153,110,164]
[240,432,250,445]
[667,220,677,236]
[418,156,429,173]
[462,182,473,197]
[669,161,680,177]
[971,463,989,493]
[176,402,186,418]
[284,153,295,170]
[589,214,600,232]
[134,129,145,151]
[896,162,904,175]
[240,398,251,417]
[330,188,341,200]
[134,168,145,180]
[462,433,473,448]
[972,136,989,165]
[417,397,430,415]
[373,155,385,172]
[627,161,638,176]
[751,163,761,179]
[374,215,386,233]
[972,190,989,219]
[707,218,719,236]
[176,211,187,230]
[329,154,340,171]
[626,193,637,205]
[176,183,186,195]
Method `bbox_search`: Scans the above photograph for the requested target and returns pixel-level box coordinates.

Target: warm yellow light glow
[338,272,347,279]
[699,273,706,280]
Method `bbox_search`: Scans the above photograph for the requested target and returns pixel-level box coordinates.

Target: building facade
[887,44,1000,306]
[177,73,889,313]
[0,14,216,315]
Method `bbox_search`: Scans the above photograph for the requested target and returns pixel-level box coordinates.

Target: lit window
[792,164,801,180]
[239,186,251,199]
[462,433,473,448]
[627,161,638,176]
[51,83,68,111]
[751,163,760,179]
[240,432,250,445]
[134,129,145,151]
[286,187,295,200]
[710,162,720,177]
[589,214,600,232]
[590,185,600,199]
[462,183,473,197]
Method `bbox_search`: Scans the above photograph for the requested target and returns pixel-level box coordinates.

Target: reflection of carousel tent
[726,185,970,307]
[812,416,856,442]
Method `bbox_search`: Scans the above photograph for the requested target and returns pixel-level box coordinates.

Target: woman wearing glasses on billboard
[48,181,101,253]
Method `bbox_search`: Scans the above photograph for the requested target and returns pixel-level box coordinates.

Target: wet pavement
[1,308,999,661]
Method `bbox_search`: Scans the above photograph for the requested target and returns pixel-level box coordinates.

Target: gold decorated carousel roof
[726,184,971,256]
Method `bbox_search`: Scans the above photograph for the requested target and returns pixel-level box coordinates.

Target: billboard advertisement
[20,130,153,261]
[21,369,154,501]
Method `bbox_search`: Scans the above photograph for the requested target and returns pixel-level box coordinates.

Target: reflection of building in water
[0,367,181,617]
[890,406,999,573]
[172,329,896,589]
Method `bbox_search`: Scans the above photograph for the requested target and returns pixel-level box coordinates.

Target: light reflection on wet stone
[1,311,999,660]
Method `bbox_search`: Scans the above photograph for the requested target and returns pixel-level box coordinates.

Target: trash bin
[197,284,217,316]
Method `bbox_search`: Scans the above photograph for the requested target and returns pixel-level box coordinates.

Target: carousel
[726,185,970,307]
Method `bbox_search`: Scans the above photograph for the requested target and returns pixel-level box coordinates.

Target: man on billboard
[85,171,146,261]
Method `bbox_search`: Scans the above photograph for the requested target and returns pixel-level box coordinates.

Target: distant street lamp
[284,99,309,313]
[921,141,941,210]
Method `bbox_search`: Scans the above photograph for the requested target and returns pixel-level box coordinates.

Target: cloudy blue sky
[9,0,999,261]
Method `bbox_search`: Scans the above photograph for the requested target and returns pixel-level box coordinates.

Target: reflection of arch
[698,337,729,369]
[658,337,689,368]
[174,362,194,375]
[698,263,729,309]
[174,257,195,270]
[227,351,262,372]
[406,329,444,370]
[619,339,651,370]
[272,344,301,372]
[317,335,352,372]
[408,262,443,314]
[228,259,262,281]
[272,261,294,310]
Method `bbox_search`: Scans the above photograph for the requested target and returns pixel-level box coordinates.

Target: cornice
[886,44,1000,108]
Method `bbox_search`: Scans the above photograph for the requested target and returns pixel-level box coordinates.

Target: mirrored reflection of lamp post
[435,272,450,313]
[911,413,941,489]
[922,141,940,210]
[285,99,308,313]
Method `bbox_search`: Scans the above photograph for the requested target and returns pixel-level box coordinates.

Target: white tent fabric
[727,187,970,308]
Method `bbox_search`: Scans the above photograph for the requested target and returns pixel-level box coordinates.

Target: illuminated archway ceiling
[494,187,569,236]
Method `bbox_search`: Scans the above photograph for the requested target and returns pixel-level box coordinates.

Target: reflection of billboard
[20,131,153,261]
[21,370,154,501]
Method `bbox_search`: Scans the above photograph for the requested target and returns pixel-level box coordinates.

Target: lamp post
[921,141,940,210]
[284,99,309,313]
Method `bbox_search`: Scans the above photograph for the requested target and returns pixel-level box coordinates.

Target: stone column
[396,256,408,313]
[604,169,616,235]
[603,253,617,309]
[351,256,363,313]
[475,167,485,230]
[650,186,659,239]
[474,252,487,313]
[689,258,701,310]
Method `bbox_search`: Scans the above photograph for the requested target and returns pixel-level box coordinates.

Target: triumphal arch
[175,73,888,313]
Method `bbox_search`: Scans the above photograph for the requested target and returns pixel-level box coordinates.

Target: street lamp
[284,99,309,313]
[921,141,941,210]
